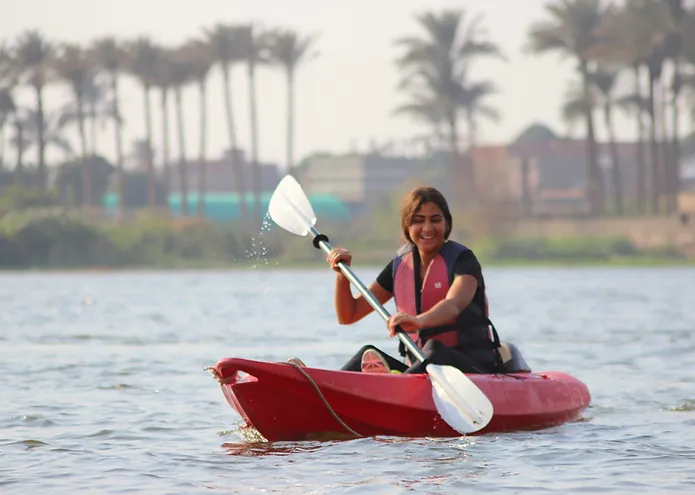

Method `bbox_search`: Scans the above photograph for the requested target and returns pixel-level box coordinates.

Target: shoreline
[1,256,694,274]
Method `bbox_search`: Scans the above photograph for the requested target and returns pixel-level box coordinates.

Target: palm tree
[240,24,269,227]
[616,91,649,213]
[267,29,318,175]
[164,47,196,216]
[91,37,126,219]
[458,78,501,166]
[13,30,53,192]
[205,24,249,226]
[181,39,214,218]
[393,9,504,203]
[593,1,673,214]
[82,78,109,156]
[51,44,92,207]
[10,108,74,161]
[58,77,116,157]
[591,67,624,215]
[11,110,28,184]
[665,0,686,213]
[563,68,624,217]
[0,88,14,169]
[124,37,160,207]
[392,91,448,146]
[152,47,174,195]
[0,43,17,169]
[682,10,695,122]
[527,0,607,216]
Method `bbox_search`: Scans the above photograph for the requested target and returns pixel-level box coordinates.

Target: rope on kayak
[204,364,363,438]
[205,366,224,383]
[284,362,364,438]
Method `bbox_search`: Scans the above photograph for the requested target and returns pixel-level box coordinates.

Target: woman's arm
[414,274,477,328]
[334,276,392,325]
[385,273,477,335]
[328,247,393,325]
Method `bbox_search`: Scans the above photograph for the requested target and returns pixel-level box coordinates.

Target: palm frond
[266,29,319,72]
[392,7,504,135]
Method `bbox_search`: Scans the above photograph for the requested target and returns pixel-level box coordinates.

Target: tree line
[0,0,693,226]
[0,23,317,226]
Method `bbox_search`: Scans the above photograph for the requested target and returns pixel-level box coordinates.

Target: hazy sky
[2,0,653,169]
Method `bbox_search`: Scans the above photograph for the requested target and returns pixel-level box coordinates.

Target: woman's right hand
[327,247,352,274]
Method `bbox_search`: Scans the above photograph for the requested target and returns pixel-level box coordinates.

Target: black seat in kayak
[499,342,532,373]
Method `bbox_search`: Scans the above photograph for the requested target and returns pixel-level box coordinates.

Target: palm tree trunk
[35,84,47,193]
[605,103,623,216]
[160,88,172,194]
[14,120,23,187]
[286,68,295,175]
[634,64,647,215]
[668,1,684,214]
[89,99,98,156]
[111,71,125,220]
[248,59,261,227]
[581,60,603,216]
[174,87,188,216]
[77,96,91,208]
[197,80,208,219]
[143,84,156,207]
[647,72,661,215]
[659,76,671,213]
[221,63,248,226]
[671,67,682,214]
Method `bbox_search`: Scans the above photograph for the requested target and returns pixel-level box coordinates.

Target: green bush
[6,214,116,267]
[0,212,265,268]
[0,184,61,210]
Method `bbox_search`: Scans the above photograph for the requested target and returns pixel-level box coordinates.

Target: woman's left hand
[386,312,423,337]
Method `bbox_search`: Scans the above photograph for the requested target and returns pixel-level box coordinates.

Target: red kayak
[208,344,591,442]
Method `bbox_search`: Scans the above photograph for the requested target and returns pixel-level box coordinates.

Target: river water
[1,265,693,494]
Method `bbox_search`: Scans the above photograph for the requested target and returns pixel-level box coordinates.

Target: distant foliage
[0,184,61,210]
[0,209,688,269]
[0,212,285,268]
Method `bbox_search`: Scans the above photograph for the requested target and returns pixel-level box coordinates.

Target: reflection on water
[222,440,328,458]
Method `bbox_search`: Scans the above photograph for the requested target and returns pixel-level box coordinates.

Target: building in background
[297,151,452,215]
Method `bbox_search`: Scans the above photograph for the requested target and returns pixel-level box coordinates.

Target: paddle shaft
[308,226,427,364]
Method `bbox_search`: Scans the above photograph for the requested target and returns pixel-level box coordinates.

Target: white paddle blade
[426,364,494,434]
[268,175,317,236]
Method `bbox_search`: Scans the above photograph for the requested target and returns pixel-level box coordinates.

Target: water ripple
[1,267,694,494]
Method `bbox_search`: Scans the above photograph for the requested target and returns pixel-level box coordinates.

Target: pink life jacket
[391,240,499,359]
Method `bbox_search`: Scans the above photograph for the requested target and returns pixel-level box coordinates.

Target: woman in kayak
[326,185,504,375]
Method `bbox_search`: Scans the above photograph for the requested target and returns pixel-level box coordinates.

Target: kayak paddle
[267,175,494,435]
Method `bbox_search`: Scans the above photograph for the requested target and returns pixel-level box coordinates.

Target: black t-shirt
[376,249,487,314]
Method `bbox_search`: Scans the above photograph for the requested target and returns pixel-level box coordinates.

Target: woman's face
[407,201,447,256]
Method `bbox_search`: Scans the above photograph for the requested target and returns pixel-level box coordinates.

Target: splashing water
[244,213,278,270]
[242,212,281,298]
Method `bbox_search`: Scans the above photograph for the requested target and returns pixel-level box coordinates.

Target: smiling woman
[325,185,506,375]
